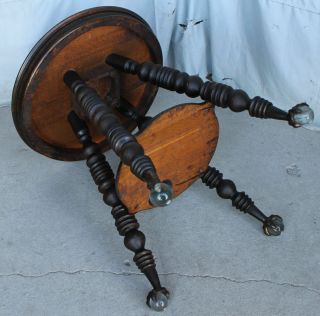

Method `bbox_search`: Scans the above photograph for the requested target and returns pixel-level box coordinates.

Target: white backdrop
[1,0,319,129]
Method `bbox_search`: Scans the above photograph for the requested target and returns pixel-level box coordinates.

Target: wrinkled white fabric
[1,0,319,129]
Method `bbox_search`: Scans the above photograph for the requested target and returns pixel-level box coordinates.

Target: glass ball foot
[149,182,173,207]
[263,215,284,236]
[146,288,170,312]
[289,103,314,127]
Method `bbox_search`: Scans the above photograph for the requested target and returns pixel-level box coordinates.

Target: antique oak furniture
[12,7,314,311]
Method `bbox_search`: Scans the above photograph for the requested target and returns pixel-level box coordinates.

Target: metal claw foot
[263,215,284,236]
[288,103,314,127]
[147,288,170,312]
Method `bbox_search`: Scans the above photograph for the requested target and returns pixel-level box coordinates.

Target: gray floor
[0,90,319,316]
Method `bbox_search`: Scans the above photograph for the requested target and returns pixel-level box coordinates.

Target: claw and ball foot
[201,166,284,236]
[149,182,173,207]
[288,103,314,127]
[147,288,170,312]
[263,215,285,236]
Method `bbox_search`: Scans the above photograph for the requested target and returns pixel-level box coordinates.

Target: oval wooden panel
[116,102,219,214]
[12,7,162,161]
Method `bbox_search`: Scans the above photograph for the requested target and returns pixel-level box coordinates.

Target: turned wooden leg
[68,111,169,311]
[115,97,153,131]
[64,71,172,207]
[201,166,284,236]
[106,54,314,128]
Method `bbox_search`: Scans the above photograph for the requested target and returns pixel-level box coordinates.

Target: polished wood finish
[201,166,284,236]
[116,102,219,213]
[12,7,162,161]
[106,54,294,122]
[10,6,291,311]
[67,111,166,295]
[65,72,162,189]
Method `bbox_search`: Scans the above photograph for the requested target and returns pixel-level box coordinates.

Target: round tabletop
[12,6,162,161]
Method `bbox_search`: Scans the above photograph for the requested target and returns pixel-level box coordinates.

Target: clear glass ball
[149,182,173,207]
[290,103,314,127]
[148,291,168,311]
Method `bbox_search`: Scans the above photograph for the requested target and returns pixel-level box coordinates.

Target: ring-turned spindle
[106,54,314,127]
[64,70,173,207]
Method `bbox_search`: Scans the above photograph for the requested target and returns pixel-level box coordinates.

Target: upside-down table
[12,7,314,311]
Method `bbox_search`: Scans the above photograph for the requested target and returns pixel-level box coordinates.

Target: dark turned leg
[64,71,172,207]
[106,54,314,128]
[116,98,153,131]
[68,111,169,311]
[201,166,284,236]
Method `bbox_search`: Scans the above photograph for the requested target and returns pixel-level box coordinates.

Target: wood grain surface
[12,7,162,160]
[116,102,219,213]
